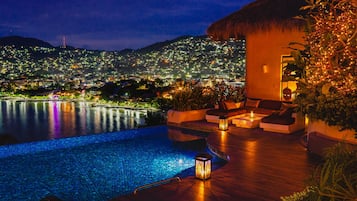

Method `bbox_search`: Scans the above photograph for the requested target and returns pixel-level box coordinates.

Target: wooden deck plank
[111,121,322,201]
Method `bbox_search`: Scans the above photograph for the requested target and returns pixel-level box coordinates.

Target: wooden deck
[111,121,322,201]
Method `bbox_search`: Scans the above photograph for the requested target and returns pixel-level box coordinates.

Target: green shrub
[171,86,216,111]
[281,143,357,201]
[169,83,245,111]
[295,81,357,131]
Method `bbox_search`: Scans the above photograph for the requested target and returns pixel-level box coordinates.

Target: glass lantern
[195,153,213,180]
[219,116,228,131]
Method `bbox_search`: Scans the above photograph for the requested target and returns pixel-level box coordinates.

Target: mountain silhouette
[0,35,210,52]
[0,36,53,48]
[137,35,197,53]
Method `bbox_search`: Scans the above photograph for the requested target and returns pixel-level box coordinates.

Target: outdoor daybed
[259,107,305,134]
[205,98,305,134]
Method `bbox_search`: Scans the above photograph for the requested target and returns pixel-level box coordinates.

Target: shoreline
[0,96,161,111]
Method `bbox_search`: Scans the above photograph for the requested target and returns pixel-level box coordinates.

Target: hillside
[0,35,246,85]
[137,35,197,53]
[0,36,53,48]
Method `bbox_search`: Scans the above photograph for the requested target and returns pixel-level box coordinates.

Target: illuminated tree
[303,0,356,93]
[295,0,357,131]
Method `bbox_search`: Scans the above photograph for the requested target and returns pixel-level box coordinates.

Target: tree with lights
[281,1,356,200]
[294,0,357,132]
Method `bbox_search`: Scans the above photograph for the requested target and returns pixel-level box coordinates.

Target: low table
[232,113,266,128]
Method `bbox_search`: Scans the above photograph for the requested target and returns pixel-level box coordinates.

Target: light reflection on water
[0,100,147,143]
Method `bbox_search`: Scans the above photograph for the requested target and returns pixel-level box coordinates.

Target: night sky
[0,0,253,51]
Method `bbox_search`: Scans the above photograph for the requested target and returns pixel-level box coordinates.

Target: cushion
[258,100,282,110]
[253,108,277,115]
[206,108,246,118]
[245,98,260,108]
[224,100,238,110]
[261,115,295,125]
[278,107,294,117]
[244,106,256,112]
[281,102,298,109]
[223,108,247,118]
[206,109,229,116]
[236,101,245,108]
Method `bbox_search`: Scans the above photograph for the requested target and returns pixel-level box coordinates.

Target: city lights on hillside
[0,37,246,92]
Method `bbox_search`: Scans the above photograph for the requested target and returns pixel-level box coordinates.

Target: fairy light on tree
[294,0,357,132]
[303,0,356,94]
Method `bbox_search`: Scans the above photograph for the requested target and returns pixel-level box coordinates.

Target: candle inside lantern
[219,116,228,131]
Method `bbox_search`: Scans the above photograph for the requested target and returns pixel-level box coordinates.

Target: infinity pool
[0,126,223,201]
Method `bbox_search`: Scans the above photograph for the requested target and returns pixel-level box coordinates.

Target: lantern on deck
[219,116,228,131]
[195,153,212,180]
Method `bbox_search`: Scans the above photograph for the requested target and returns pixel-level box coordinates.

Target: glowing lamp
[195,153,212,180]
[262,64,269,73]
[218,116,228,131]
[250,111,254,118]
[283,87,292,101]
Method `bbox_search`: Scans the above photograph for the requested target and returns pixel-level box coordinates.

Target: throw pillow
[245,98,260,108]
[235,101,244,108]
[224,100,238,110]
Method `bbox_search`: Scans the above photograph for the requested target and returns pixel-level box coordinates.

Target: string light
[304,0,356,94]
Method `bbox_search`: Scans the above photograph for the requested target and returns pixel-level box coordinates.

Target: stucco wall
[245,28,304,100]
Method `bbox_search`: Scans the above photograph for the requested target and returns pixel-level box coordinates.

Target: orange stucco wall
[245,28,304,100]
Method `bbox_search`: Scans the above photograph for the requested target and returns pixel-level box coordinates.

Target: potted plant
[167,85,216,124]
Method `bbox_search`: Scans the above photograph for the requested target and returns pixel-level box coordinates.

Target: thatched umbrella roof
[207,0,306,40]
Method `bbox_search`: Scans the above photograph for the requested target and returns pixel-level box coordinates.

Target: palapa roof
[207,0,306,40]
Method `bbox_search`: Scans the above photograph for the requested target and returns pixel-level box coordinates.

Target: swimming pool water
[0,126,223,201]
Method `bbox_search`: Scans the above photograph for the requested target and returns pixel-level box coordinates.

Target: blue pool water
[0,126,223,201]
